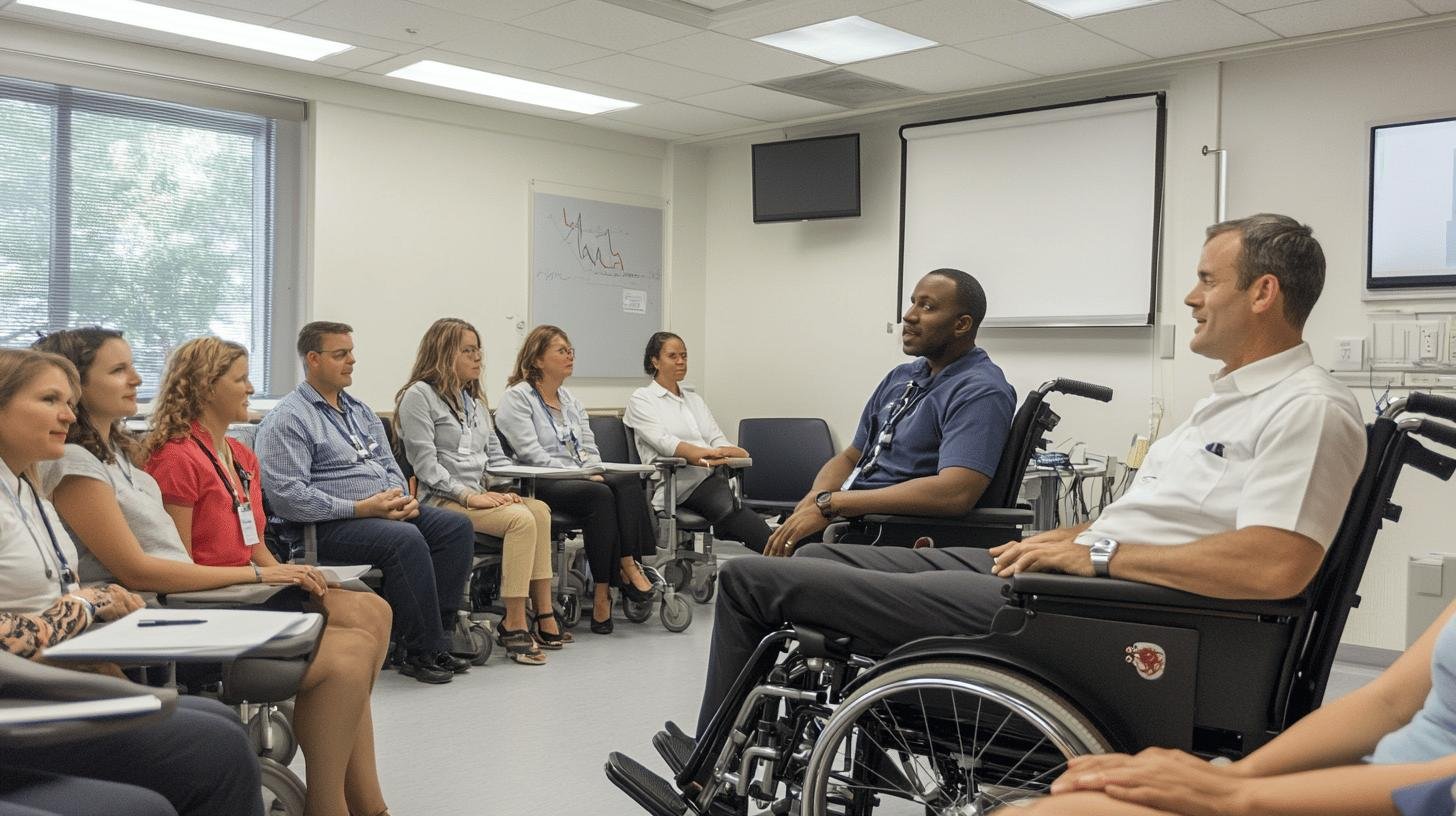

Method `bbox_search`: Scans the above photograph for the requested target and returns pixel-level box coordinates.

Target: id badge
[238,503,261,547]
[457,430,473,455]
[841,467,861,492]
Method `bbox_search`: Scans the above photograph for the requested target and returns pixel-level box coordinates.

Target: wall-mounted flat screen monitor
[1368,115,1456,289]
[752,133,860,223]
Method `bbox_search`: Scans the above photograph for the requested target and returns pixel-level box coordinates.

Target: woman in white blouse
[624,332,771,553]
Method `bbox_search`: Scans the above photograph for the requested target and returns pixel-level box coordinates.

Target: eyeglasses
[459,346,482,358]
[551,346,576,357]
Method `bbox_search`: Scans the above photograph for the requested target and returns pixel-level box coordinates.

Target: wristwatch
[814,490,835,519]
[1089,538,1120,577]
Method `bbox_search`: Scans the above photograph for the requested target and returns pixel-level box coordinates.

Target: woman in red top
[143,336,394,816]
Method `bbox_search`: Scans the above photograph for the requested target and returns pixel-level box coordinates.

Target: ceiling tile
[847,45,1035,93]
[602,100,762,135]
[555,53,739,97]
[1410,0,1456,11]
[410,0,570,22]
[866,0,1063,45]
[513,0,700,51]
[193,0,320,16]
[711,0,917,39]
[435,21,611,70]
[682,84,845,119]
[632,31,829,83]
[317,44,396,70]
[587,118,693,140]
[1250,0,1423,36]
[1213,0,1307,12]
[294,0,492,46]
[959,22,1149,75]
[273,18,422,53]
[1078,0,1278,58]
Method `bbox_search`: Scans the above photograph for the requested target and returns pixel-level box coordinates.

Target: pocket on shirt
[1154,437,1229,511]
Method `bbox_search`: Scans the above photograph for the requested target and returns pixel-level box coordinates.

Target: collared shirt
[1077,343,1364,550]
[847,347,1016,491]
[495,381,601,469]
[396,380,514,505]
[145,421,266,568]
[624,381,732,509]
[254,382,407,524]
[37,443,192,584]
[0,456,81,613]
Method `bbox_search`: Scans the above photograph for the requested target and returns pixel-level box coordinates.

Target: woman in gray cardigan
[394,319,562,664]
[494,325,656,635]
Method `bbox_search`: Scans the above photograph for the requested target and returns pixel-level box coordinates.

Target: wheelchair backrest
[737,418,835,506]
[980,378,1115,510]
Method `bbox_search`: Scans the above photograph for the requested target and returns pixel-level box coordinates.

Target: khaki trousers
[428,496,553,598]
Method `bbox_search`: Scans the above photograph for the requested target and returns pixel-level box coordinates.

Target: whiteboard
[900,94,1165,327]
[530,188,664,378]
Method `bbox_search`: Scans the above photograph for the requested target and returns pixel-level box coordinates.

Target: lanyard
[843,379,930,490]
[191,435,252,509]
[530,386,583,464]
[317,395,377,460]
[113,448,137,488]
[459,390,477,431]
[1,470,77,595]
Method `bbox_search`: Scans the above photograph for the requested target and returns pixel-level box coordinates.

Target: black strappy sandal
[533,611,574,650]
[495,627,546,665]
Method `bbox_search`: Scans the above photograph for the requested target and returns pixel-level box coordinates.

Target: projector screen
[1368,116,1456,289]
[899,94,1165,327]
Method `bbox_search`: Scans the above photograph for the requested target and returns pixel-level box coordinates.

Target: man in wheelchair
[610,214,1374,816]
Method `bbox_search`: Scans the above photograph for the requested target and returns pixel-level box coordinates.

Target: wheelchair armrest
[158,584,293,607]
[859,507,1034,528]
[655,457,688,468]
[241,612,326,659]
[1008,573,1308,617]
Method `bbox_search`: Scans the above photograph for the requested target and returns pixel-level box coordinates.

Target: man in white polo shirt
[690,213,1366,734]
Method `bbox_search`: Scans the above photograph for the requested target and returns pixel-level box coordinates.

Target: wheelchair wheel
[663,559,692,592]
[802,661,1112,816]
[622,593,654,623]
[260,758,306,816]
[691,574,716,604]
[558,594,581,628]
[248,706,298,766]
[468,621,492,666]
[660,593,692,632]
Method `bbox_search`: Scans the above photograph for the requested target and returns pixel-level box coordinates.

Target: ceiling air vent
[759,69,922,108]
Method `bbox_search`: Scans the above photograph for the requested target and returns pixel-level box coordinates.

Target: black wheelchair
[606,392,1456,816]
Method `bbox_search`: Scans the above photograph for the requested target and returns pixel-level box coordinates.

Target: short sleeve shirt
[37,443,192,584]
[1076,343,1365,551]
[847,347,1016,490]
[145,423,265,567]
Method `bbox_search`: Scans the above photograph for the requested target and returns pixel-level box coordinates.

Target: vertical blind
[0,74,280,396]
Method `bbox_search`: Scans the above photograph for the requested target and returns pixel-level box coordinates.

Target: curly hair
[31,327,140,465]
[507,325,568,388]
[395,318,484,423]
[143,336,249,460]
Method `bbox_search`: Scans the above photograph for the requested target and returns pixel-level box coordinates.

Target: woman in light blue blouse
[495,325,656,635]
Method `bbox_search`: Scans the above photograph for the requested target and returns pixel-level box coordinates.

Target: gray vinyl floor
[307,545,1388,816]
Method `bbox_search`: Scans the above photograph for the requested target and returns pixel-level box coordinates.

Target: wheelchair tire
[260,757,306,816]
[558,594,581,628]
[802,660,1113,816]
[691,574,716,604]
[660,594,692,632]
[663,559,691,592]
[468,622,492,666]
[248,707,298,766]
[622,594,654,623]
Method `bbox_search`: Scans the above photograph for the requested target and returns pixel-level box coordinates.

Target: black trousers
[536,473,654,586]
[3,696,261,816]
[681,470,771,553]
[697,543,1008,734]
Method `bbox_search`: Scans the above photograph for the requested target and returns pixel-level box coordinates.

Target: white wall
[693,25,1456,650]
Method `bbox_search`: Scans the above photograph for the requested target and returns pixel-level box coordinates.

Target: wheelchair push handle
[1404,438,1456,481]
[1405,393,1456,424]
[1040,378,1114,403]
[1413,418,1456,452]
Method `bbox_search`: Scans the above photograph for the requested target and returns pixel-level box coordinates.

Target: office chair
[736,417,836,519]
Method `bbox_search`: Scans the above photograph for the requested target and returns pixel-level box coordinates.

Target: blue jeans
[316,504,474,653]
[5,696,260,816]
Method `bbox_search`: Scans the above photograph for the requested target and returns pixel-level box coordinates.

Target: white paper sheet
[44,608,309,661]
[0,695,162,726]
[318,564,371,583]
[490,465,604,479]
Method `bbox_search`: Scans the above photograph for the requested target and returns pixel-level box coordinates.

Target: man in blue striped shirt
[256,321,474,685]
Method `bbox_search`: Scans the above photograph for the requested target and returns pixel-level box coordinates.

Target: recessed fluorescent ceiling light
[15,0,352,61]
[753,16,936,64]
[387,60,637,115]
[1023,0,1173,18]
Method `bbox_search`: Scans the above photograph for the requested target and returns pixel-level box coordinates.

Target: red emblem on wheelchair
[1124,642,1166,680]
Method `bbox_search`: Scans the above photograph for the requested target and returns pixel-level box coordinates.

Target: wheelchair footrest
[653,722,695,775]
[605,752,688,816]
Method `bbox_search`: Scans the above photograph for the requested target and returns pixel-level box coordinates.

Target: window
[0,75,299,397]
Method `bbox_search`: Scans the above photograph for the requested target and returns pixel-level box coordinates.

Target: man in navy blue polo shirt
[763,268,1015,556]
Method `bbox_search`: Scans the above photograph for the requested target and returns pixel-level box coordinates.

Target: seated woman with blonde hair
[394,317,563,665]
[34,328,394,816]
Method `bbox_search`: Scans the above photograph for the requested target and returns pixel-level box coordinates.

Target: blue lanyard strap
[530,386,582,464]
[1,471,75,594]
[316,393,376,458]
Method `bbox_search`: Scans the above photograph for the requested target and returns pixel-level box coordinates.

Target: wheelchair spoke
[993,734,1048,788]
[869,705,940,798]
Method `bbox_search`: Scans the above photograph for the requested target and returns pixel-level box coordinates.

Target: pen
[137,619,207,627]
